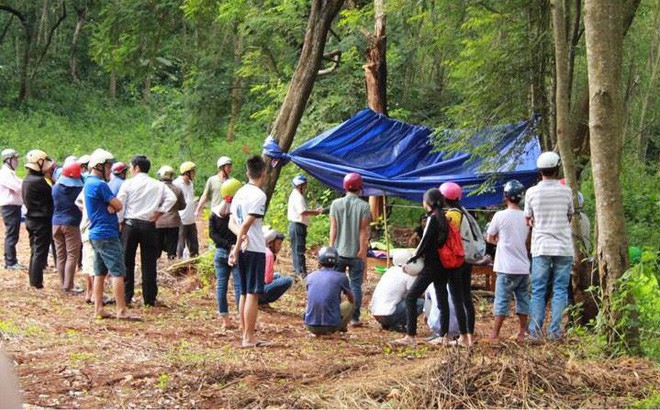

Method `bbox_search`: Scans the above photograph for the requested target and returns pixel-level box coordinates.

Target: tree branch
[317,50,341,76]
[0,5,27,24]
[0,14,13,45]
[30,1,67,81]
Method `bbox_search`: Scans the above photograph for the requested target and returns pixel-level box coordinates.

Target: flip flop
[241,340,273,348]
[116,315,142,322]
[94,312,114,320]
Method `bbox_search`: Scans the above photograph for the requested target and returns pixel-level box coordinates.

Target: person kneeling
[304,247,355,335]
[370,249,423,333]
[259,228,294,306]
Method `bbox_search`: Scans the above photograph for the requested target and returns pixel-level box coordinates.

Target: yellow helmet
[25,149,53,172]
[220,178,242,198]
[180,161,196,174]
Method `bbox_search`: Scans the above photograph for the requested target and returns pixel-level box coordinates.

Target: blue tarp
[263,109,541,208]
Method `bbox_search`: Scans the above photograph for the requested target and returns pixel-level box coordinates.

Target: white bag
[403,257,424,276]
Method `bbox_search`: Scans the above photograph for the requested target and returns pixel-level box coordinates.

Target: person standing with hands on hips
[288,174,323,278]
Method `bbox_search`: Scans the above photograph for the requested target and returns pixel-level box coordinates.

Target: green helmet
[220,178,242,198]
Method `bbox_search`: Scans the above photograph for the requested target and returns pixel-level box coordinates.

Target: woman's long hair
[423,188,448,246]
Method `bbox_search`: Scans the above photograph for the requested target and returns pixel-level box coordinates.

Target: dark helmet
[343,172,363,192]
[317,246,338,268]
[503,179,525,201]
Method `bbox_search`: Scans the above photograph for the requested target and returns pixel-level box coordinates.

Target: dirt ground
[0,220,658,408]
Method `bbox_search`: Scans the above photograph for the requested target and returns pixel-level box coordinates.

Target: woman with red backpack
[393,188,470,347]
[440,182,477,346]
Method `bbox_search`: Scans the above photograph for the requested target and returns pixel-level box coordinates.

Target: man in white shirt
[228,156,268,348]
[486,179,531,343]
[0,149,23,270]
[370,250,423,332]
[287,174,322,278]
[175,161,199,259]
[117,155,176,306]
[524,152,574,341]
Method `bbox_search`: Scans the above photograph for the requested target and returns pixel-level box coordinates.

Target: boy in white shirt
[228,156,269,348]
[486,180,531,343]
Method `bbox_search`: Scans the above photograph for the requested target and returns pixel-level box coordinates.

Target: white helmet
[25,150,53,172]
[391,249,413,266]
[157,165,175,180]
[1,149,18,162]
[537,151,561,169]
[64,155,78,165]
[217,156,232,169]
[78,155,91,166]
[88,149,114,169]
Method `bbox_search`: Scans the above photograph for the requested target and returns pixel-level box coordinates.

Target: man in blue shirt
[304,247,355,335]
[84,149,138,321]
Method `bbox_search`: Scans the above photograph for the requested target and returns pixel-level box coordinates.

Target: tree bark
[584,0,640,354]
[70,5,87,83]
[364,0,387,222]
[0,5,32,101]
[226,24,244,143]
[261,0,345,204]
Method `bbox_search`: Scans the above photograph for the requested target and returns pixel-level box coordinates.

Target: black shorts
[239,251,265,295]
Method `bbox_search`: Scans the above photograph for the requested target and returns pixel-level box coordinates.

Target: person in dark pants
[393,188,470,347]
[0,149,24,270]
[287,174,323,278]
[117,155,176,306]
[155,166,186,260]
[21,150,55,289]
[175,161,199,259]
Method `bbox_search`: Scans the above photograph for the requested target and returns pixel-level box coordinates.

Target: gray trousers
[177,223,199,258]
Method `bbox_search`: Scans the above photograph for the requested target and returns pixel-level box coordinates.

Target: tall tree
[364,0,387,221]
[584,0,640,353]
[262,0,345,202]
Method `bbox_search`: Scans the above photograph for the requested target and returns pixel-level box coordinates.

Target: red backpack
[438,219,465,269]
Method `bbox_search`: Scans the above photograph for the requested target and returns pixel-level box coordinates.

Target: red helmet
[343,172,363,192]
[112,162,128,175]
[439,182,462,200]
[559,178,566,185]
[61,161,82,179]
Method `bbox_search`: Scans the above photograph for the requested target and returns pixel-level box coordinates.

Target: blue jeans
[289,222,307,276]
[529,255,573,339]
[215,247,240,315]
[375,299,424,333]
[259,273,293,305]
[494,273,530,316]
[336,256,364,322]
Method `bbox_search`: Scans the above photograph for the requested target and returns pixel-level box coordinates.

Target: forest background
[0,0,658,359]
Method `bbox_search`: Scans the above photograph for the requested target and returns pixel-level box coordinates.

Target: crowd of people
[0,146,585,347]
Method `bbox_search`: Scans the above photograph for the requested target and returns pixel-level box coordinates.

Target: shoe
[63,287,84,295]
[5,263,25,270]
[350,320,363,327]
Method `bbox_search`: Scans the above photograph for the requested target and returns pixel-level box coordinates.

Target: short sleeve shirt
[287,188,309,225]
[230,183,267,253]
[304,268,351,327]
[524,180,574,257]
[329,193,371,258]
[84,175,119,240]
[487,209,530,274]
[370,266,416,316]
[203,175,224,209]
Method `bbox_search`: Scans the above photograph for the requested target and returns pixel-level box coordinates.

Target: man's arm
[194,179,211,216]
[358,216,370,260]
[486,234,498,244]
[116,183,128,222]
[343,289,355,305]
[107,197,123,213]
[228,214,257,266]
[329,215,337,247]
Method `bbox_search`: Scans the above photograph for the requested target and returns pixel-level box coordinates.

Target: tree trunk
[584,0,640,354]
[109,70,117,98]
[70,5,87,83]
[261,0,346,204]
[364,0,386,222]
[636,6,660,161]
[226,25,244,143]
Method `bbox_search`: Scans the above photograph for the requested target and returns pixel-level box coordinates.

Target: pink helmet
[439,182,462,200]
[343,172,363,192]
[61,161,82,179]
